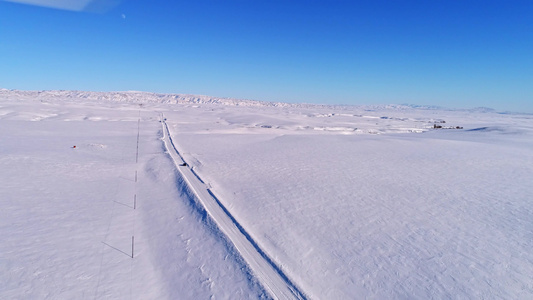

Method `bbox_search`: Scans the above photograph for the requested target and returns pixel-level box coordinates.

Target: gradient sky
[1,0,532,112]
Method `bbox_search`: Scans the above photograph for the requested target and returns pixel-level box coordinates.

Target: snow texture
[1,89,532,299]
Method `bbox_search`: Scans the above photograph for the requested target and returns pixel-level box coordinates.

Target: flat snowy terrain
[1,92,532,299]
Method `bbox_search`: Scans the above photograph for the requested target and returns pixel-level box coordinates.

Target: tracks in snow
[160,115,306,300]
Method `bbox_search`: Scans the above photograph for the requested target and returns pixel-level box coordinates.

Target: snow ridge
[2,88,520,114]
[0,89,293,108]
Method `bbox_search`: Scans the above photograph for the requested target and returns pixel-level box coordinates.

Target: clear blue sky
[1,0,532,112]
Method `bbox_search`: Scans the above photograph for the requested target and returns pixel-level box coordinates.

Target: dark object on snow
[179,162,187,167]
[72,145,76,149]
[433,124,463,129]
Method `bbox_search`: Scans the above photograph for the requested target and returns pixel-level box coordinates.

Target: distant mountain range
[0,88,292,107]
[1,88,514,114]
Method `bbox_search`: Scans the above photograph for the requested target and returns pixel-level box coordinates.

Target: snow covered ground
[1,92,532,299]
[0,99,263,299]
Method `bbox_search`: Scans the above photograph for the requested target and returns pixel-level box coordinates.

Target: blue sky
[1,0,532,112]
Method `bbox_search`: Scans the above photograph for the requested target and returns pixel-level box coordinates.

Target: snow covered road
[160,115,306,300]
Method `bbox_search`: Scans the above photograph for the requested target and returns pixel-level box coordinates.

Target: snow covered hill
[2,88,519,114]
[0,88,293,107]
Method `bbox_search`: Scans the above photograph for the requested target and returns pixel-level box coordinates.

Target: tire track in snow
[160,114,306,300]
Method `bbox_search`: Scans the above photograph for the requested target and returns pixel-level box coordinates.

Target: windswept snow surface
[164,105,533,299]
[1,92,533,299]
[0,99,262,299]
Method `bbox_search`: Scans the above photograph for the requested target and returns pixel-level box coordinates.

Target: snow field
[0,100,262,299]
[1,96,533,299]
[0,118,154,299]
[164,105,533,299]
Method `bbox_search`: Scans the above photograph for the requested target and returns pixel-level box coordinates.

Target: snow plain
[1,92,532,299]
